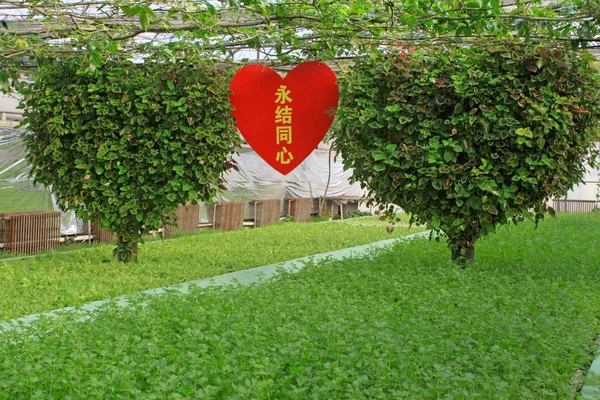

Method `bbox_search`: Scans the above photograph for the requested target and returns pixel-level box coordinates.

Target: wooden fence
[0,211,61,254]
[92,220,117,243]
[249,199,281,227]
[283,198,312,222]
[162,204,201,238]
[208,202,245,231]
[550,199,599,213]
[175,204,200,231]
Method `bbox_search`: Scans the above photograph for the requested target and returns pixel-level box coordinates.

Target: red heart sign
[229,61,338,175]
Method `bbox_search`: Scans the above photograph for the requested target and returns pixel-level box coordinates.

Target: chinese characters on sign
[275,85,294,165]
[229,61,338,175]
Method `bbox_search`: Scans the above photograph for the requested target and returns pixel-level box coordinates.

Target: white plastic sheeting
[1,127,367,233]
[221,144,365,202]
[0,127,55,219]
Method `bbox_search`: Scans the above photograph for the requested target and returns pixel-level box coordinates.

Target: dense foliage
[333,43,600,261]
[0,217,419,320]
[20,48,240,261]
[1,214,599,398]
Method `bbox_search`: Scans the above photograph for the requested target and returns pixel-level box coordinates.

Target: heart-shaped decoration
[230,61,338,175]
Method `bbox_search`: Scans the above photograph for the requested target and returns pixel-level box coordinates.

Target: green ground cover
[0,217,421,320]
[0,213,598,398]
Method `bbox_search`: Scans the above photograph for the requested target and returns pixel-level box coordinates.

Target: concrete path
[581,347,600,399]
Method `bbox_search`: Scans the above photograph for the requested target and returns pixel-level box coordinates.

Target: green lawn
[0,217,423,320]
[0,213,598,398]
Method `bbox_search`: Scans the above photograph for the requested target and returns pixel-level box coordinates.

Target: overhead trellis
[2,0,600,90]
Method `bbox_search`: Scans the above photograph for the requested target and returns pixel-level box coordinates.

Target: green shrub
[333,42,600,262]
[20,47,240,261]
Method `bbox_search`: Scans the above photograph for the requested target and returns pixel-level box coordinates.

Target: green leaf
[487,206,499,215]
[536,137,546,149]
[516,127,533,138]
[19,50,241,260]
[491,0,500,13]
[443,151,455,163]
[121,5,156,31]
[468,196,482,210]
[372,150,388,161]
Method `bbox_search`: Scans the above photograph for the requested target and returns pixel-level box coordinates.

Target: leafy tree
[332,42,600,262]
[20,48,240,261]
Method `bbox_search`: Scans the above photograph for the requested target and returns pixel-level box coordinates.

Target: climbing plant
[333,42,600,262]
[20,47,240,261]
[3,0,600,93]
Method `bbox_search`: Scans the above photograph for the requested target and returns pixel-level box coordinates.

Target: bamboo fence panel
[92,220,117,243]
[0,211,60,254]
[175,204,200,231]
[283,198,312,222]
[550,199,599,213]
[249,199,281,227]
[162,204,200,238]
[207,202,245,231]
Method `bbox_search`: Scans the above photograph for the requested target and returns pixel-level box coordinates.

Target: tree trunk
[115,235,138,263]
[451,245,475,264]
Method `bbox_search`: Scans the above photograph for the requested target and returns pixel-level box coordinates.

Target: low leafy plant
[0,213,598,398]
[311,215,331,222]
[312,210,370,222]
[333,42,600,262]
[281,214,295,223]
[0,217,421,320]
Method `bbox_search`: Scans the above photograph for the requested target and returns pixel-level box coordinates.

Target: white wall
[0,93,23,124]
[0,93,21,112]
[565,164,600,201]
[560,143,600,201]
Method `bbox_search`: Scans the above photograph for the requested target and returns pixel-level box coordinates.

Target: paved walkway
[582,347,600,399]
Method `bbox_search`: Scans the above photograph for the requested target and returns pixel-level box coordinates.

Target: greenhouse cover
[0,127,366,235]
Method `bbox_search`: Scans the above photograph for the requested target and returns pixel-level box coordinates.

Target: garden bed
[0,213,599,398]
[0,216,421,320]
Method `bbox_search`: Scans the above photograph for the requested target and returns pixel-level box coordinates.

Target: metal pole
[254,201,258,228]
[213,204,217,230]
